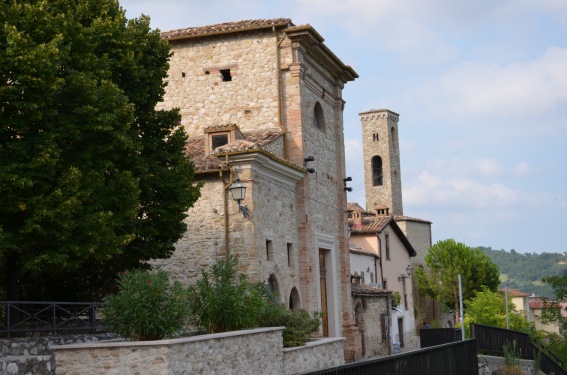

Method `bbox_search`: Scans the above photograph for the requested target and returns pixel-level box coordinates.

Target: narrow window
[266,240,273,261]
[287,243,294,267]
[373,133,379,142]
[383,279,388,290]
[220,69,232,81]
[313,102,325,131]
[372,156,383,186]
[385,233,390,260]
[268,274,279,297]
[370,272,375,283]
[380,314,387,342]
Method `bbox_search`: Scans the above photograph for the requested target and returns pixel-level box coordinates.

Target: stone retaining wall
[52,327,345,375]
[0,334,117,375]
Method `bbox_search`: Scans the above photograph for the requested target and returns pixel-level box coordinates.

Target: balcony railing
[1,301,104,338]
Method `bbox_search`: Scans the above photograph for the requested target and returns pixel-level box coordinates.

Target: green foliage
[0,0,200,300]
[478,247,567,299]
[540,274,567,338]
[416,239,500,322]
[464,286,536,338]
[503,341,521,369]
[257,302,322,347]
[102,269,189,341]
[187,255,267,333]
[392,291,401,307]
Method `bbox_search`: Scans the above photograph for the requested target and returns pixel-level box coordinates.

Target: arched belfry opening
[372,156,383,186]
[313,102,325,131]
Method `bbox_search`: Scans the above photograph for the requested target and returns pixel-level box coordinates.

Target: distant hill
[477,247,567,299]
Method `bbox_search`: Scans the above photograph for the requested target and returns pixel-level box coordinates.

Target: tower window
[313,102,325,131]
[372,156,383,186]
[220,69,232,81]
[373,133,379,142]
[385,233,390,260]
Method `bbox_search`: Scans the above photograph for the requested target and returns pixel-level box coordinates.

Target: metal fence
[300,339,478,375]
[471,323,567,375]
[1,301,104,338]
[420,328,462,348]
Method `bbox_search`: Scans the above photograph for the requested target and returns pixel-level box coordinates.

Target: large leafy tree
[416,239,500,323]
[0,0,200,301]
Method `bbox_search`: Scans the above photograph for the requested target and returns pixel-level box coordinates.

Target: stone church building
[153,18,362,360]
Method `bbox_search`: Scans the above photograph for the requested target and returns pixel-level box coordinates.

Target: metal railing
[1,301,104,338]
[420,328,462,348]
[301,339,478,375]
[471,323,567,375]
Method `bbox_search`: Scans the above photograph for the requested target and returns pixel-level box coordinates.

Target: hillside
[477,247,567,299]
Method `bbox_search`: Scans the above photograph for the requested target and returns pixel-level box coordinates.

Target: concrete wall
[52,328,344,375]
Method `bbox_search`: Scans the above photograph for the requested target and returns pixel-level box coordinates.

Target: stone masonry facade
[152,19,360,360]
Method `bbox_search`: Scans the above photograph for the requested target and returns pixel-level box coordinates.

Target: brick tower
[360,109,403,215]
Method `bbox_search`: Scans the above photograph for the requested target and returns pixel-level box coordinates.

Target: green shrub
[102,269,189,341]
[187,255,267,333]
[257,302,321,347]
[392,291,401,307]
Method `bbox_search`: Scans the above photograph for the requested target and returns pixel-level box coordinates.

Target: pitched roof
[161,18,294,40]
[349,247,378,258]
[186,128,303,173]
[351,283,390,297]
[501,288,531,298]
[394,215,432,224]
[350,214,417,257]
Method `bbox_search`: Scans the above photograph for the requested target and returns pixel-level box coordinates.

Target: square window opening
[220,69,232,82]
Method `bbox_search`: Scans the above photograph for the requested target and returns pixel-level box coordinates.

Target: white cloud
[414,47,567,118]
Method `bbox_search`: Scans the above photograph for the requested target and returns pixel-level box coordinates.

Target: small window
[380,314,388,342]
[385,233,390,260]
[266,240,273,261]
[373,133,379,142]
[211,134,229,150]
[287,243,294,267]
[383,279,388,290]
[220,69,232,82]
[313,102,325,131]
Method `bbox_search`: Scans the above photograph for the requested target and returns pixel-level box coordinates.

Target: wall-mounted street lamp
[228,179,249,218]
[343,176,352,192]
[398,265,413,281]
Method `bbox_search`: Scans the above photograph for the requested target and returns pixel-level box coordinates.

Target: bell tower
[360,109,403,215]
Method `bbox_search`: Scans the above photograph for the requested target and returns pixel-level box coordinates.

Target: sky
[120,0,567,254]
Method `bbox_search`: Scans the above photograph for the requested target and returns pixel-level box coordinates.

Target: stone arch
[289,287,301,309]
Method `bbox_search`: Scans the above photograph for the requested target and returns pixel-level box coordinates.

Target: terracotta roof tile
[350,216,391,233]
[349,247,378,257]
[394,215,432,224]
[351,283,390,297]
[185,137,227,171]
[162,18,294,40]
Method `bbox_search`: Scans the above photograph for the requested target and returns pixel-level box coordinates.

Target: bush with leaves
[257,302,322,347]
[102,269,189,341]
[187,255,267,333]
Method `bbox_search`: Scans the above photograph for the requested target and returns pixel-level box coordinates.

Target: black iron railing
[1,301,104,338]
[301,339,478,375]
[420,328,462,348]
[471,323,566,375]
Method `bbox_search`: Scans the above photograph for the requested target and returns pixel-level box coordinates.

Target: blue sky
[120,0,567,254]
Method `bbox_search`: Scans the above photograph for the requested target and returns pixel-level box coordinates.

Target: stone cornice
[359,109,400,122]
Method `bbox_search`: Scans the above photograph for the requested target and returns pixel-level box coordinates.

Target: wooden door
[319,250,329,337]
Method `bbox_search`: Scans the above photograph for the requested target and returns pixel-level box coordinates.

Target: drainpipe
[377,233,384,288]
[272,26,287,157]
[378,232,392,354]
[220,171,229,258]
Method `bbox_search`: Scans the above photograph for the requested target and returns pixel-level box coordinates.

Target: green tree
[416,239,500,323]
[0,0,200,301]
[539,275,567,335]
[464,286,535,338]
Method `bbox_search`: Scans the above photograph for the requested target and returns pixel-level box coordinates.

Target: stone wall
[52,328,345,375]
[0,334,116,375]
